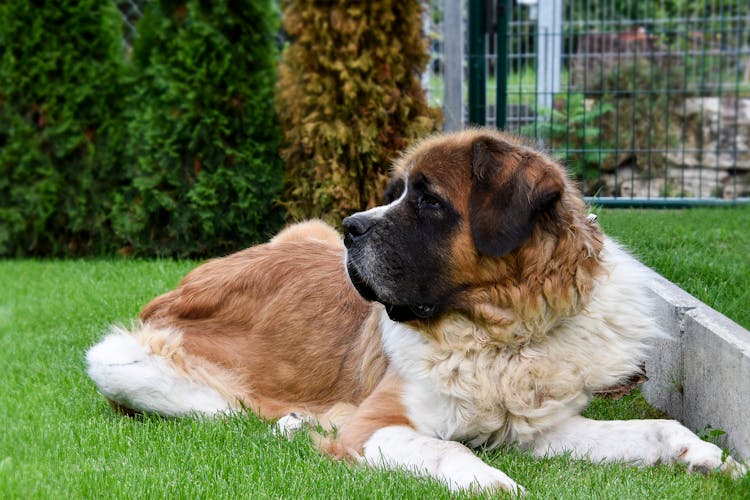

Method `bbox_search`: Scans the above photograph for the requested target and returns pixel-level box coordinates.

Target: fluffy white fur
[381,238,656,447]
[533,415,746,476]
[362,425,524,494]
[86,324,234,416]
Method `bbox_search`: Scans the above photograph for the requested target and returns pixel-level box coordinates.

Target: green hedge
[1,0,440,256]
[0,1,128,256]
[113,0,283,257]
[0,0,282,258]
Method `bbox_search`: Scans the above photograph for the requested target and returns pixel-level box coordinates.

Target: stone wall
[599,97,750,199]
[631,255,750,460]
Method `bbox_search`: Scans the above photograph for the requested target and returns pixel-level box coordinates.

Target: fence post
[496,0,510,130]
[536,0,562,112]
[468,0,486,125]
[443,0,463,131]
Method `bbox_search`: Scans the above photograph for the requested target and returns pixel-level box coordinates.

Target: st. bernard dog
[87,129,745,493]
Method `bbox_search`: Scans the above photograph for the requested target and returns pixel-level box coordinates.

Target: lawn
[597,205,750,331]
[1,207,749,498]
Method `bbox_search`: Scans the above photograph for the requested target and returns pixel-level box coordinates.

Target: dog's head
[343,129,603,325]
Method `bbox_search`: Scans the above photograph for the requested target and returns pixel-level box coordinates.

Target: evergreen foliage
[113,0,283,257]
[0,1,128,256]
[276,1,443,224]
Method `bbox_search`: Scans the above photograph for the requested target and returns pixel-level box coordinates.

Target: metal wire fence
[427,0,750,204]
[113,1,750,203]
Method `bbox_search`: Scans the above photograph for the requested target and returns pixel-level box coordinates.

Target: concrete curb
[630,256,750,459]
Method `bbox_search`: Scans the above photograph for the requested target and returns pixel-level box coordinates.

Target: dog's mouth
[346,262,438,322]
[384,303,438,322]
[345,261,379,302]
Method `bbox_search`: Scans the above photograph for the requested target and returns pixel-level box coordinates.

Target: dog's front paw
[461,466,526,496]
[440,452,525,495]
[668,428,746,479]
[677,438,724,474]
[718,456,748,480]
[679,442,747,479]
[273,412,315,439]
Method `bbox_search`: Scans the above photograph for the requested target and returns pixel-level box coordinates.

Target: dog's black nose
[342,214,372,248]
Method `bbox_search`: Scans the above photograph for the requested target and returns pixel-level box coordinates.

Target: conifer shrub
[0,1,128,256]
[113,0,283,257]
[276,1,443,224]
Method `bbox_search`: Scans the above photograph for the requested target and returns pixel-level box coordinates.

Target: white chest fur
[380,239,660,448]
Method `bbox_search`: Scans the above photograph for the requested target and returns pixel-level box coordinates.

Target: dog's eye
[418,193,442,212]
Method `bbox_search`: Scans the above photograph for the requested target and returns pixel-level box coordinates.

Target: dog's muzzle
[343,213,439,322]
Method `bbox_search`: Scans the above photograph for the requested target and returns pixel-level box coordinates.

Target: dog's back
[87,221,385,418]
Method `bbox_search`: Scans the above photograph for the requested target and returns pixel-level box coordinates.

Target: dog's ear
[469,138,562,257]
[383,177,405,204]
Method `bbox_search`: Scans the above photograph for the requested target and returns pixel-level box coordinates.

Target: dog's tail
[85,323,236,417]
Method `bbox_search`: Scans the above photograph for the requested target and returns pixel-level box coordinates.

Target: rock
[666,97,750,171]
[595,97,750,198]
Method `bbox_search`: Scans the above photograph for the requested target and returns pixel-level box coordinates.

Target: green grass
[2,208,749,498]
[597,205,750,331]
[427,67,548,109]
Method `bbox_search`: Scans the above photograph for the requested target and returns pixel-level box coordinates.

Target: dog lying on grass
[87,128,746,493]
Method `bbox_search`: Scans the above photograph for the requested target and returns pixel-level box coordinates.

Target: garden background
[0,0,441,258]
[2,0,749,258]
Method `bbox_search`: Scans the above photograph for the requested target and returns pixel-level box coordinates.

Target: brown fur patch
[326,369,413,458]
[139,235,385,419]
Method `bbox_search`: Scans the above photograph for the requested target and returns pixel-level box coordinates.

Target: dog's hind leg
[86,324,238,417]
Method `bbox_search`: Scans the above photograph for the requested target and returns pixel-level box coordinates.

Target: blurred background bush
[0,0,439,257]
